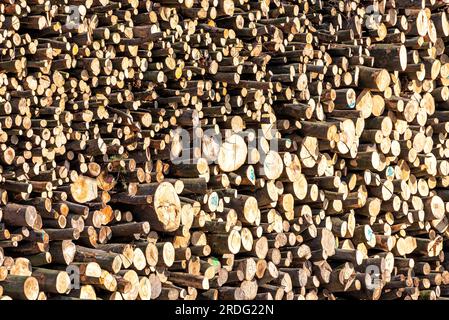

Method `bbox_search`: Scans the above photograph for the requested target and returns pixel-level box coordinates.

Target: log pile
[1,0,449,301]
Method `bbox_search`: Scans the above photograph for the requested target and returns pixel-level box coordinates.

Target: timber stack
[1,0,449,301]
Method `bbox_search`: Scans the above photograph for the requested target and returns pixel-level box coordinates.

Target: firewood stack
[1,0,449,301]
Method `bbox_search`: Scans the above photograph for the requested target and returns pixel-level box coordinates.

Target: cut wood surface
[0,0,449,301]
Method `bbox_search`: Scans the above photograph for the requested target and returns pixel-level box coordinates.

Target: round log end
[228,229,242,254]
[56,272,71,294]
[153,182,181,232]
[24,277,39,300]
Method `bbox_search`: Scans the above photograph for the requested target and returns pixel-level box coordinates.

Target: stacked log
[0,0,449,301]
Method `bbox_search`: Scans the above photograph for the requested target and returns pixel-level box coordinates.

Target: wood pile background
[1,0,449,300]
